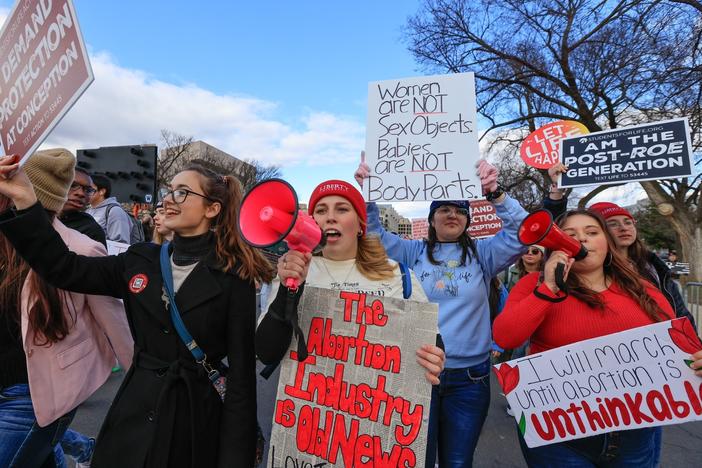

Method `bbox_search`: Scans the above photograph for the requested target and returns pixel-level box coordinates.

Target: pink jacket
[21,219,134,427]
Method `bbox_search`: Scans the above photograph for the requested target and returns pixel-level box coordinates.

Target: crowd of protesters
[0,148,701,468]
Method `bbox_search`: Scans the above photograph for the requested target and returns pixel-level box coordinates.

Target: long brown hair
[184,164,274,283]
[426,222,477,266]
[555,210,666,322]
[516,249,545,279]
[0,208,74,346]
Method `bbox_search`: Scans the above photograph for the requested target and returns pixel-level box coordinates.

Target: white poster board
[494,318,702,448]
[364,73,480,203]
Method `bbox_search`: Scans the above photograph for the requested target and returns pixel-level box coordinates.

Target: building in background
[378,204,412,236]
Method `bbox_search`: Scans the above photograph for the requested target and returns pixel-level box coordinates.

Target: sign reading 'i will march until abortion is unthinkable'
[494,318,702,448]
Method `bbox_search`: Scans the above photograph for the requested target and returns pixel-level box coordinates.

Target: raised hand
[0,155,37,209]
[476,158,499,195]
[353,151,370,188]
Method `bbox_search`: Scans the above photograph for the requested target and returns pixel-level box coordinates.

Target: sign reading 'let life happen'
[494,318,702,448]
[364,73,481,203]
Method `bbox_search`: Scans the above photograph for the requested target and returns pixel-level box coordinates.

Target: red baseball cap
[308,180,367,234]
[588,202,634,220]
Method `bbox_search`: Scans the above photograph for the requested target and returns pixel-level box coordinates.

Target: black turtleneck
[171,231,214,266]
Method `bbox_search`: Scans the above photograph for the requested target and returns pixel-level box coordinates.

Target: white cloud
[41,52,364,167]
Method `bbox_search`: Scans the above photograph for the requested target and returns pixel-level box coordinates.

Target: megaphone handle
[285,289,308,362]
[555,262,568,293]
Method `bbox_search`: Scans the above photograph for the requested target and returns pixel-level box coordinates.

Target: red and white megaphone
[518,209,587,290]
[238,178,324,291]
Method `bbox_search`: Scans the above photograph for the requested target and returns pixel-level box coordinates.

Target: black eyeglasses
[70,182,96,196]
[526,248,543,255]
[159,187,216,204]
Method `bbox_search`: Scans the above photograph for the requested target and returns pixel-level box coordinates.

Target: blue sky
[1,0,436,214]
[0,0,648,216]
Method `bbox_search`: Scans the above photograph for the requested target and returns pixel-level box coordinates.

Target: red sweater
[493,272,674,354]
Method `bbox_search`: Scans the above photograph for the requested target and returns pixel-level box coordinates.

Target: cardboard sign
[468,200,502,238]
[559,118,694,188]
[0,0,93,164]
[268,286,438,467]
[494,318,702,448]
[364,73,480,203]
[520,120,589,169]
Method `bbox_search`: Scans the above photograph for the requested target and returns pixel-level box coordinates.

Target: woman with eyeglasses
[545,163,695,328]
[0,157,273,468]
[355,158,528,467]
[492,209,698,466]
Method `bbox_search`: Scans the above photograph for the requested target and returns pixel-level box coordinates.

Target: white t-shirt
[260,256,427,323]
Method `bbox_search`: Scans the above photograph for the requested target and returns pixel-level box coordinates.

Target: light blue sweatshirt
[367,196,527,368]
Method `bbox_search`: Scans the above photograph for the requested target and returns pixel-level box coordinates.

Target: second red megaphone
[518,209,587,260]
[238,178,323,290]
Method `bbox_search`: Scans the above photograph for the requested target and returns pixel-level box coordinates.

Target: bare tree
[157,130,194,189]
[406,0,702,279]
[238,159,283,193]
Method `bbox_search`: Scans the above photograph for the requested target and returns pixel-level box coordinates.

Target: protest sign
[411,218,428,240]
[364,73,480,203]
[268,286,438,467]
[468,200,502,238]
[0,0,93,164]
[559,118,694,188]
[520,120,589,169]
[494,318,702,448]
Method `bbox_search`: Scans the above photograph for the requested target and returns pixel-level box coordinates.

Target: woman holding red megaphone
[255,179,445,385]
[0,155,273,468]
[492,209,698,466]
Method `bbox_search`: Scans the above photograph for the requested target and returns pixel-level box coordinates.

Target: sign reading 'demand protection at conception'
[494,318,702,448]
[364,73,481,203]
[0,0,93,165]
[268,286,438,467]
[558,118,693,188]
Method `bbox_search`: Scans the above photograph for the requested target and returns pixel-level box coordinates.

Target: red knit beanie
[308,180,367,234]
[589,202,634,220]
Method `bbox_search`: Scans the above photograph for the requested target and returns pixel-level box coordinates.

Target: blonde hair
[356,233,396,281]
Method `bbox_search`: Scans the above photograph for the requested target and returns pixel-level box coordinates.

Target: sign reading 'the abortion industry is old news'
[0,0,93,164]
[494,318,702,448]
[268,286,438,467]
[558,118,693,188]
[364,73,481,203]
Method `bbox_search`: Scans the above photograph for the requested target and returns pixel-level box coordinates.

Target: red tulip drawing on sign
[494,362,520,395]
[668,318,702,355]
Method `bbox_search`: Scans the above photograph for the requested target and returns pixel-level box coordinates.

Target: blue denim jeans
[0,384,75,468]
[517,426,661,467]
[61,429,95,463]
[424,359,491,467]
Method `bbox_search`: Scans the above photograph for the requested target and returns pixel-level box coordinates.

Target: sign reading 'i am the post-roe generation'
[364,73,481,203]
[558,118,694,188]
[0,0,93,165]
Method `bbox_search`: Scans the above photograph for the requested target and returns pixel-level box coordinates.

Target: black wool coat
[0,203,257,468]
